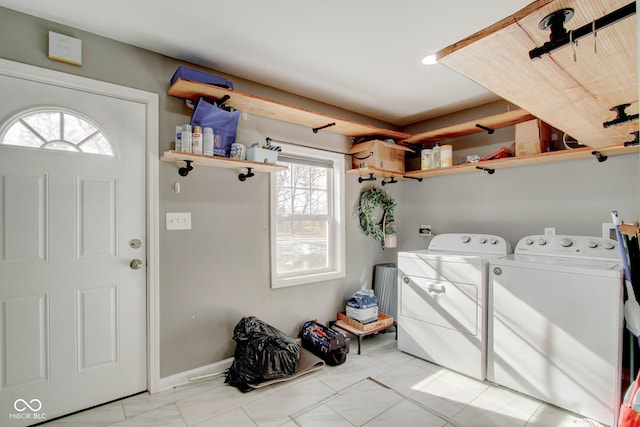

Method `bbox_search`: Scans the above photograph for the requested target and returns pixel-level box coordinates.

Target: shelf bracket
[381,177,398,186]
[238,168,255,181]
[358,173,376,183]
[625,131,639,147]
[404,176,423,182]
[475,124,495,134]
[178,160,194,177]
[312,122,336,133]
[591,151,608,162]
[603,103,639,128]
[476,166,495,174]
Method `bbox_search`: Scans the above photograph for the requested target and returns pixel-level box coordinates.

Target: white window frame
[270,142,345,288]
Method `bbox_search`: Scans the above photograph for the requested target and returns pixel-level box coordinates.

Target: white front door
[0,67,147,425]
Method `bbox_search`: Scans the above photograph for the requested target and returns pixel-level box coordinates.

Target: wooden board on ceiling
[405,109,535,144]
[168,79,411,140]
[437,0,638,148]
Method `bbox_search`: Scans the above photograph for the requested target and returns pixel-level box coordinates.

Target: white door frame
[0,58,161,393]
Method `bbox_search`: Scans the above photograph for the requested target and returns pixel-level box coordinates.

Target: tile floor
[45,333,607,427]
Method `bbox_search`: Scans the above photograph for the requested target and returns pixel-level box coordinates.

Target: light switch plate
[166,212,191,230]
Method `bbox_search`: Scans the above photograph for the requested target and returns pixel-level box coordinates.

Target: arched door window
[0,108,115,156]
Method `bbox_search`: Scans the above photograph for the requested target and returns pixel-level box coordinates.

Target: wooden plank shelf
[403,144,639,178]
[168,79,411,140]
[161,150,286,174]
[404,109,535,144]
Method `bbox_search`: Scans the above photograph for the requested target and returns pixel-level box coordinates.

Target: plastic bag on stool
[620,369,640,426]
[225,316,299,392]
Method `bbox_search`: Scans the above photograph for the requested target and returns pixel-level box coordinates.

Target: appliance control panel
[514,235,619,259]
[428,233,512,254]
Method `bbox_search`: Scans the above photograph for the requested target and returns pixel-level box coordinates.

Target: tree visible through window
[0,108,114,156]
[271,144,345,288]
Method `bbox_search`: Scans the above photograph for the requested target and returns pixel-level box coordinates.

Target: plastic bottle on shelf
[203,127,214,156]
[175,125,182,151]
[181,124,192,153]
[430,143,441,168]
[192,125,203,154]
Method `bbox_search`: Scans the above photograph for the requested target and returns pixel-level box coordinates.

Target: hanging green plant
[356,187,397,244]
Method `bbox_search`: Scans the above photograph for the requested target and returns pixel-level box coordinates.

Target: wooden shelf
[437,0,638,149]
[404,109,535,144]
[168,79,411,140]
[403,144,639,178]
[161,150,286,174]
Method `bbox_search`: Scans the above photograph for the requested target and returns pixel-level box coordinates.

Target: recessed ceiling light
[421,54,438,65]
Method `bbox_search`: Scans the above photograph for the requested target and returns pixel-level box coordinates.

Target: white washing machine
[488,235,623,426]
[398,233,512,380]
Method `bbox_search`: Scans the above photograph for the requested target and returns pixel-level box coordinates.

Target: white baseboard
[156,357,234,392]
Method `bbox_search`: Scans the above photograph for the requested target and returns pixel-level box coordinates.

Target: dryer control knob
[525,239,534,245]
[603,241,615,250]
[587,240,598,248]
[479,238,487,244]
[461,235,471,243]
[559,238,573,247]
[537,239,547,245]
[489,238,498,245]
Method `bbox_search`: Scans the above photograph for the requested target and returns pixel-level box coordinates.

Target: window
[0,108,114,156]
[271,143,345,288]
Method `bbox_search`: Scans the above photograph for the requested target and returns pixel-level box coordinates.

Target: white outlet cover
[166,212,191,230]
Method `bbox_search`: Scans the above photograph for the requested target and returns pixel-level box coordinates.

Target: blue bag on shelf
[170,66,233,89]
[191,97,240,157]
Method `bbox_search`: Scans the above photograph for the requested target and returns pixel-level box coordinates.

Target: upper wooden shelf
[403,144,639,178]
[437,0,638,149]
[168,79,411,141]
[404,109,535,144]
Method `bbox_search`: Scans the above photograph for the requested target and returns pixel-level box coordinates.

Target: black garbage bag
[225,316,299,392]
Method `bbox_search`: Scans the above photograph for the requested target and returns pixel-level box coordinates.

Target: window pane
[277,187,292,215]
[22,111,61,142]
[276,219,328,274]
[310,190,328,215]
[2,122,42,148]
[292,189,309,214]
[64,113,97,144]
[311,167,327,190]
[1,108,115,157]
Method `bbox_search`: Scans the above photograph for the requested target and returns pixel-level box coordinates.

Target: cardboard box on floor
[515,119,553,156]
[348,140,413,172]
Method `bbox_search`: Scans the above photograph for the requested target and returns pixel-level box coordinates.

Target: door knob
[130,259,143,270]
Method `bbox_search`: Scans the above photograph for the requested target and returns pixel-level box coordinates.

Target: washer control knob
[489,238,498,245]
[587,240,598,248]
[525,239,534,245]
[479,237,487,244]
[461,235,471,243]
[559,238,573,247]
[537,239,547,245]
[603,241,615,250]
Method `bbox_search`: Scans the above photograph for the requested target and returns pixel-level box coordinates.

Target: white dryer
[488,235,623,426]
[398,233,511,380]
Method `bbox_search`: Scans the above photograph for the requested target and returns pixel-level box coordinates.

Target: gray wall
[1,7,638,379]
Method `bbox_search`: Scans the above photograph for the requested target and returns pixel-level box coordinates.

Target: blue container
[170,66,233,89]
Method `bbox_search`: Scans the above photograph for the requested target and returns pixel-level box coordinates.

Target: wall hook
[312,122,336,133]
[238,168,255,181]
[404,176,423,182]
[381,177,398,186]
[476,166,495,174]
[358,173,376,183]
[475,124,495,134]
[591,151,607,162]
[178,160,194,176]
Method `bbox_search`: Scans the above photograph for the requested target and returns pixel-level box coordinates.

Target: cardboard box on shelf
[515,119,552,156]
[347,140,413,173]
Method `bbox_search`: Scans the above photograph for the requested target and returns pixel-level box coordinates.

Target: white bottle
[203,127,214,156]
[192,125,203,154]
[175,125,182,151]
[181,124,192,153]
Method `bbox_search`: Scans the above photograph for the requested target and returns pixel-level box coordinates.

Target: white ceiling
[0,0,533,126]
